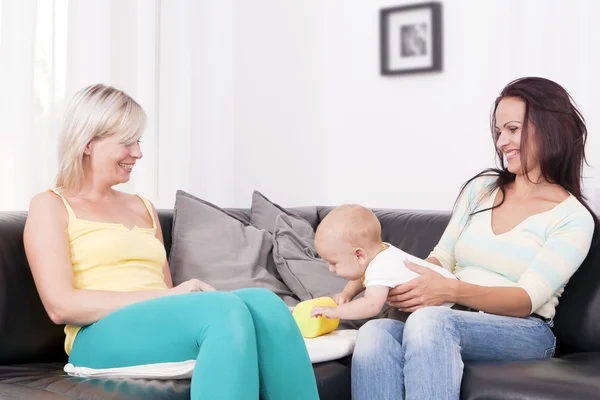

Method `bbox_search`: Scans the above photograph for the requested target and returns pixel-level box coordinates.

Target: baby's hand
[311,306,338,319]
[333,292,353,305]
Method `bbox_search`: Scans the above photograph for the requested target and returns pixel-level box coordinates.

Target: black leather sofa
[1,207,600,399]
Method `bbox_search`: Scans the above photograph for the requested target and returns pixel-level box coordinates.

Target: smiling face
[494,96,539,177]
[84,133,142,186]
[55,84,148,191]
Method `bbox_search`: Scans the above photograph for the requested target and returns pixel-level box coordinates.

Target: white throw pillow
[64,330,359,379]
[304,329,358,363]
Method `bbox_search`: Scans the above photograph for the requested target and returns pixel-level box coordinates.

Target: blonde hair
[55,84,147,191]
[316,204,382,247]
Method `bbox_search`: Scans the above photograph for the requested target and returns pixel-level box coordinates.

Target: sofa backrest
[1,207,599,365]
[552,231,600,354]
[0,212,66,364]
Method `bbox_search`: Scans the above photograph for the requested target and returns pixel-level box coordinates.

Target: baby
[310,204,456,320]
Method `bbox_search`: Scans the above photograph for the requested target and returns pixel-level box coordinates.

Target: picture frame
[379,2,443,76]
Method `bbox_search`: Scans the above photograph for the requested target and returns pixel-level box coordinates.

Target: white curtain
[3,0,598,213]
[0,0,236,211]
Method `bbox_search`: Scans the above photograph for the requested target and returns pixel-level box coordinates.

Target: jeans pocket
[544,337,557,358]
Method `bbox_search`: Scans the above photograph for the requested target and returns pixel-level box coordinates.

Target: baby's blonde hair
[316,204,382,248]
[55,84,147,191]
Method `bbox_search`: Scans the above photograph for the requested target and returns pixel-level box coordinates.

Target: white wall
[230,0,600,211]
[232,0,324,207]
[4,0,598,212]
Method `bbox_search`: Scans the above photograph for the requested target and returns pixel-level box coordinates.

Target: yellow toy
[292,297,340,338]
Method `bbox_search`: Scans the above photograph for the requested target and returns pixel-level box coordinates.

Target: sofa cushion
[0,361,350,400]
[168,190,295,302]
[313,361,351,400]
[272,214,348,301]
[0,363,192,399]
[461,353,600,400]
[250,190,318,234]
[0,383,71,399]
[250,191,320,285]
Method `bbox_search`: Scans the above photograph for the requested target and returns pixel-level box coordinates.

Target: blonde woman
[23,84,319,400]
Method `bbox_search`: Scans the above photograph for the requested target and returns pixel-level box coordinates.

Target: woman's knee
[184,291,254,327]
[403,306,456,346]
[185,292,258,349]
[354,319,404,359]
[232,288,289,317]
[233,288,299,335]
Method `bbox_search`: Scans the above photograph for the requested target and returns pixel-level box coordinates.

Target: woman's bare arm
[388,262,532,317]
[24,192,173,326]
[450,280,532,317]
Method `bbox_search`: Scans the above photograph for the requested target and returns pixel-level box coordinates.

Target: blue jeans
[351,306,556,400]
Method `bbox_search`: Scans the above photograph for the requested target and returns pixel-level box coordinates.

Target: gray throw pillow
[169,190,296,303]
[251,190,316,238]
[250,190,316,283]
[272,214,349,301]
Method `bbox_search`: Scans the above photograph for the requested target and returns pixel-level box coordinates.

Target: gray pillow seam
[272,228,314,299]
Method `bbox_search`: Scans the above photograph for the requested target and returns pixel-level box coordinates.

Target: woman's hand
[170,279,217,295]
[387,261,456,312]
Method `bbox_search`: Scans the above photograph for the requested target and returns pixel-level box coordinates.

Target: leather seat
[0,362,349,400]
[461,353,600,400]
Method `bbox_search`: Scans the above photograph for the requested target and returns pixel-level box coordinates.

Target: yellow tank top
[47,189,169,355]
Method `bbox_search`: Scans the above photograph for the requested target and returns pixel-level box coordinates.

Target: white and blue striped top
[429,176,595,319]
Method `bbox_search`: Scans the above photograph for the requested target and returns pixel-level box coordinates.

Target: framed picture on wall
[380,2,443,75]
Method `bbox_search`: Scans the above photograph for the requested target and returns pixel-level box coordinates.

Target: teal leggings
[69,288,319,400]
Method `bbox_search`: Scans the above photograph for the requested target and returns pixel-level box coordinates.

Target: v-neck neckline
[488,187,573,236]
